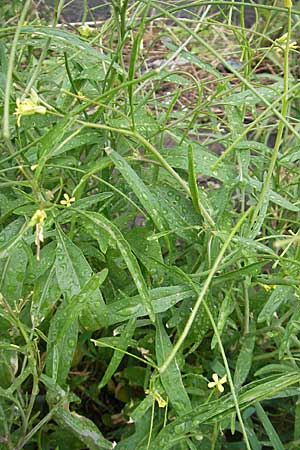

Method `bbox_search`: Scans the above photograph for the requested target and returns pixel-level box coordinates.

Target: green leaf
[55,271,108,344]
[255,402,285,450]
[0,348,18,388]
[77,210,155,321]
[55,225,107,330]
[168,293,216,352]
[126,227,164,279]
[163,41,221,78]
[151,184,200,242]
[54,408,112,450]
[211,292,234,349]
[0,219,29,304]
[248,177,299,212]
[97,318,136,389]
[156,317,191,416]
[46,272,107,385]
[233,324,256,388]
[33,118,71,181]
[279,302,300,359]
[188,144,203,215]
[21,26,116,67]
[50,130,103,157]
[158,143,235,183]
[111,110,159,135]
[224,81,283,106]
[31,264,61,327]
[105,148,167,233]
[0,219,29,259]
[258,286,295,325]
[149,372,300,449]
[0,241,28,306]
[106,285,195,326]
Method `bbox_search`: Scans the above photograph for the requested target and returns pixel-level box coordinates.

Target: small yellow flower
[78,24,93,38]
[30,209,47,261]
[275,33,298,50]
[208,373,227,393]
[258,283,276,292]
[14,89,46,127]
[145,389,167,408]
[60,193,75,207]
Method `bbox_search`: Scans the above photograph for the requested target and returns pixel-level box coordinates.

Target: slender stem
[209,81,300,167]
[243,279,250,335]
[15,411,54,450]
[153,3,300,163]
[250,6,292,236]
[3,0,32,138]
[74,118,216,228]
[203,299,251,450]
[24,0,65,96]
[159,207,253,374]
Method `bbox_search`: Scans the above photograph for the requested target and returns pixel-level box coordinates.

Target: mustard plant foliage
[1,1,300,449]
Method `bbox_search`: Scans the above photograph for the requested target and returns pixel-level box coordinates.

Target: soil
[41,0,256,27]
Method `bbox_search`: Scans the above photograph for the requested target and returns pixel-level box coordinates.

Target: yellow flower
[208,373,227,393]
[78,24,93,38]
[29,209,47,261]
[60,193,75,207]
[275,33,298,50]
[14,89,46,127]
[145,389,167,408]
[259,283,276,292]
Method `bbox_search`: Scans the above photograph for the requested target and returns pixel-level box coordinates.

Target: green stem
[159,206,253,374]
[73,118,216,228]
[3,0,32,139]
[202,302,251,450]
[250,6,292,236]
[152,3,300,166]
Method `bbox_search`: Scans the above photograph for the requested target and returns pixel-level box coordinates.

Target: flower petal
[208,382,216,389]
[212,373,219,382]
[219,375,227,384]
[217,384,225,393]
